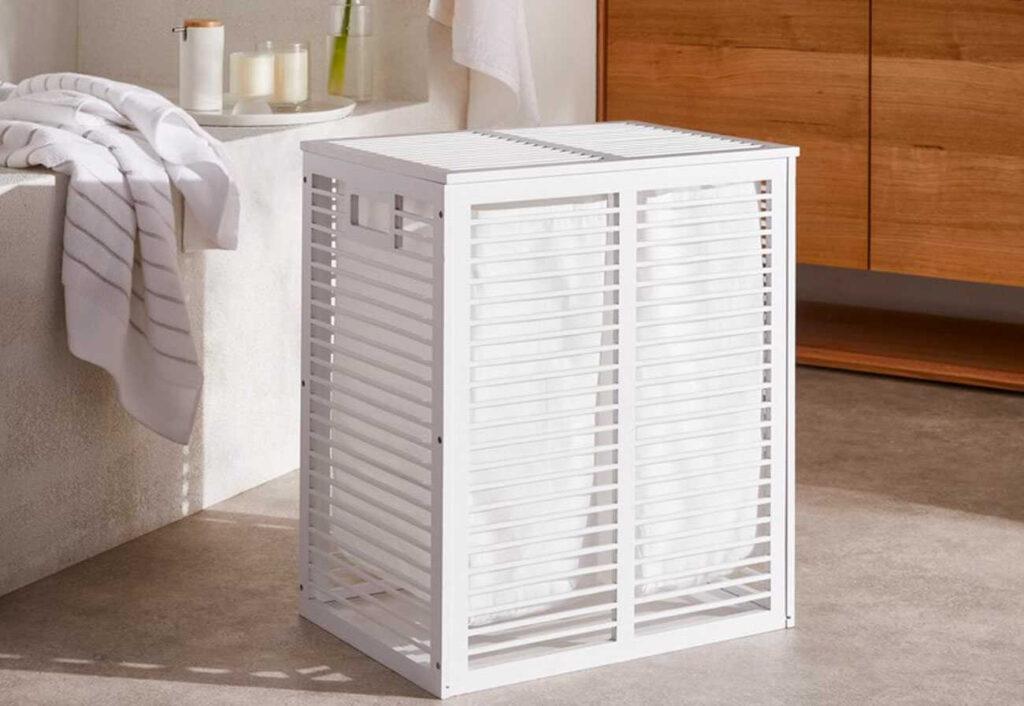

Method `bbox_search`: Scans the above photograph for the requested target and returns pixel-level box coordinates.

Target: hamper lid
[302,121,798,184]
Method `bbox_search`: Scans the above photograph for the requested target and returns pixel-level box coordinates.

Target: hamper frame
[299,123,798,698]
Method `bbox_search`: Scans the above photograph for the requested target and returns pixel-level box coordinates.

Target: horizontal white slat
[471,363,618,389]
[318,284,433,327]
[471,284,619,307]
[635,573,771,606]
[637,326,770,349]
[308,553,431,627]
[637,422,771,449]
[637,214,767,231]
[310,407,432,454]
[470,503,618,535]
[636,307,770,329]
[309,440,431,494]
[637,536,771,568]
[472,244,619,266]
[469,584,616,619]
[636,440,768,469]
[468,620,617,657]
[636,231,768,250]
[470,224,618,246]
[308,525,431,600]
[310,319,433,369]
[313,259,433,301]
[310,381,430,432]
[635,517,772,548]
[308,564,432,643]
[636,250,772,270]
[637,402,769,428]
[470,403,618,432]
[309,449,430,510]
[310,339,432,395]
[635,555,771,589]
[470,483,618,514]
[308,507,431,576]
[470,543,618,577]
[637,461,767,489]
[469,522,618,554]
[468,601,618,637]
[636,193,771,212]
[322,302,433,348]
[638,344,768,369]
[470,423,618,452]
[636,268,771,288]
[309,468,431,533]
[471,206,617,227]
[469,562,617,598]
[308,544,432,614]
[470,462,618,492]
[470,443,619,473]
[637,288,766,307]
[471,343,619,369]
[635,591,772,625]
[470,323,618,347]
[637,499,772,532]
[308,485,432,553]
[470,383,619,411]
[312,246,432,285]
[308,428,431,478]
[472,305,619,329]
[636,478,771,509]
[637,366,770,389]
[470,264,619,286]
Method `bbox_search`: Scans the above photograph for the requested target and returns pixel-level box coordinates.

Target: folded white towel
[428,0,540,128]
[0,73,239,443]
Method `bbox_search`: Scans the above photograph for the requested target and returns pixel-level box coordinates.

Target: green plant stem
[327,1,352,96]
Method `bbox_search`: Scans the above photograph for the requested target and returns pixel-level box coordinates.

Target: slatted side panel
[632,178,777,633]
[464,194,622,667]
[304,171,439,666]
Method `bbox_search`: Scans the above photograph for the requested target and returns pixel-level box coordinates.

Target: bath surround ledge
[0,96,464,598]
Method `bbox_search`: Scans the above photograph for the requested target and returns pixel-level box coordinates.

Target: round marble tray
[179,95,356,127]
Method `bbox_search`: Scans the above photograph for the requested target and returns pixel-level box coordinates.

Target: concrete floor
[1,367,1022,705]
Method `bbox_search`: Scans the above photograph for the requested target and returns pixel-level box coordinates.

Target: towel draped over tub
[0,73,239,444]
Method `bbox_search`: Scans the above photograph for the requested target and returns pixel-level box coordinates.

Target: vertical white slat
[439,187,473,697]
[429,194,445,678]
[616,189,637,645]
[785,156,797,628]
[766,159,790,624]
[298,161,314,611]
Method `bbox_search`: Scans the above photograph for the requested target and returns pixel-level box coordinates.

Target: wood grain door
[602,0,870,269]
[870,0,1024,286]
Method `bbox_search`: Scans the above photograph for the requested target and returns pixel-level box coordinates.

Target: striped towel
[0,73,239,443]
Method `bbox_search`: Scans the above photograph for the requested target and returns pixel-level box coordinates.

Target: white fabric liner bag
[464,180,767,626]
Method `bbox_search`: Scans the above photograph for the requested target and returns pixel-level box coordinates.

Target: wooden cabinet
[600,0,1024,390]
[601,0,1024,286]
[871,0,1024,286]
[601,0,870,269]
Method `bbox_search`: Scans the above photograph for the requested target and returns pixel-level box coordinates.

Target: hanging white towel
[428,0,540,128]
[0,73,239,443]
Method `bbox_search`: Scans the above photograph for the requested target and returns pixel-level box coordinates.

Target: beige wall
[0,0,79,82]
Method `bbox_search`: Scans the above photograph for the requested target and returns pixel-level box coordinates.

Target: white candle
[229,51,274,98]
[259,41,310,107]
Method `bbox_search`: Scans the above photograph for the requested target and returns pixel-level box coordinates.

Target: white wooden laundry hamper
[299,122,798,698]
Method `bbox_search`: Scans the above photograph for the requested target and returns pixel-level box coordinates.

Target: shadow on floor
[796,366,1024,523]
[0,504,428,699]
